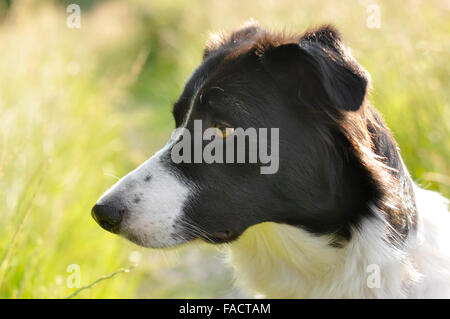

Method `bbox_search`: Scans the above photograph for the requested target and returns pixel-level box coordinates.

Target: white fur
[97,72,209,247]
[407,185,450,297]
[97,142,190,248]
[96,80,203,248]
[228,185,450,298]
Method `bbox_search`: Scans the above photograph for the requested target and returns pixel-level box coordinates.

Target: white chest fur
[228,186,450,298]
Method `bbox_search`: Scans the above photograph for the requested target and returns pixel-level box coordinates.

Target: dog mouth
[178,227,239,244]
[120,225,239,248]
[92,204,241,247]
[122,232,148,247]
[206,230,239,243]
[121,229,180,248]
[173,217,240,244]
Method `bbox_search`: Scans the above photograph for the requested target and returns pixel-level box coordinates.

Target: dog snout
[91,203,124,234]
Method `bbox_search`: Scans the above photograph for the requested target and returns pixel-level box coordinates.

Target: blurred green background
[0,0,448,298]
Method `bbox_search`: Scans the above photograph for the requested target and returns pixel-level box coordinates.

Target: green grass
[0,0,448,298]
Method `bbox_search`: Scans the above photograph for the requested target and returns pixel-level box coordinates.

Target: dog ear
[261,26,369,112]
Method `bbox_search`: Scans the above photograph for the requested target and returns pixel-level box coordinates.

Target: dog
[92,22,450,298]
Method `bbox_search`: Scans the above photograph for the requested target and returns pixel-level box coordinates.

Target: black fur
[168,24,416,245]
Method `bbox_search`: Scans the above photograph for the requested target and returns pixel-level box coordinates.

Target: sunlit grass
[0,3,142,298]
[0,0,448,298]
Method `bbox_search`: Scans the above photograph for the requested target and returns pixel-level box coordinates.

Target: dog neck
[228,217,420,298]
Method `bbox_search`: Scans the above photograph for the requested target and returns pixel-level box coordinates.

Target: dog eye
[214,123,234,138]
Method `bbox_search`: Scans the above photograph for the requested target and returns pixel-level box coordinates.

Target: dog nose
[91,204,124,233]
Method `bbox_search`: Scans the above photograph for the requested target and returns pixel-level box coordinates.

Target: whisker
[177,218,215,242]
[104,173,120,181]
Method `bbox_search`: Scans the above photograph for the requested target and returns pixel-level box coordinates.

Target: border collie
[92,22,450,298]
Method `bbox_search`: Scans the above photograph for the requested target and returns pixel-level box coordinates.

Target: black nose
[91,204,124,233]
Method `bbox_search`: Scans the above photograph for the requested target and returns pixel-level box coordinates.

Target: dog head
[92,23,385,248]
